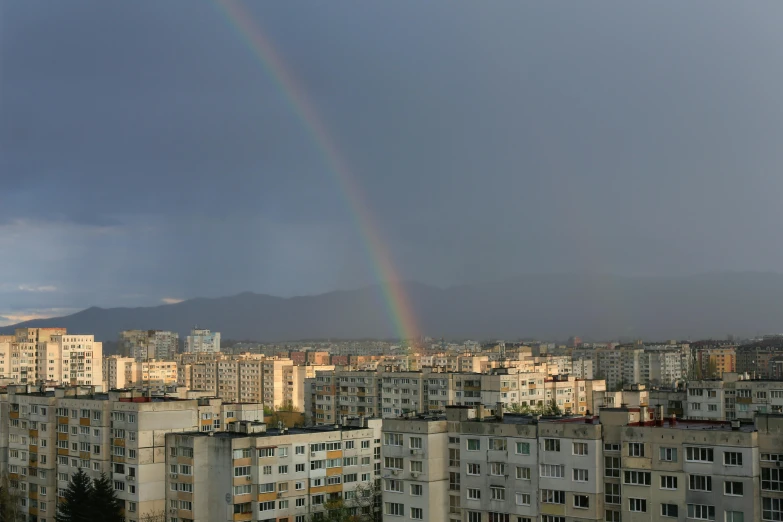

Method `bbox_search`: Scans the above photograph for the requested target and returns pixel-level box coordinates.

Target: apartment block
[0,385,265,522]
[163,417,382,522]
[119,330,179,361]
[103,356,178,391]
[686,375,783,420]
[184,329,221,354]
[380,405,783,522]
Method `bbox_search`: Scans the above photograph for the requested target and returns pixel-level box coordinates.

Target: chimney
[495,402,504,421]
[639,405,648,424]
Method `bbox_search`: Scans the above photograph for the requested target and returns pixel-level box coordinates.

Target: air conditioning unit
[391,469,400,476]
[169,508,178,514]
[410,449,416,455]
[277,492,283,498]
[126,475,135,481]
[245,476,252,481]
[170,473,178,478]
[411,472,420,478]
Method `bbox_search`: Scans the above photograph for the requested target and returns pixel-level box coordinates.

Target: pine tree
[55,469,93,522]
[88,472,124,522]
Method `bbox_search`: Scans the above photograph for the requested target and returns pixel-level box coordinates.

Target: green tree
[88,473,124,522]
[545,399,562,416]
[0,474,25,522]
[55,469,93,522]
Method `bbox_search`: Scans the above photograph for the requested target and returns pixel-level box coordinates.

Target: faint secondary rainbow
[212,0,420,342]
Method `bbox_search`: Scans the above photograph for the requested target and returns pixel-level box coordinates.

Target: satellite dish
[225,493,231,504]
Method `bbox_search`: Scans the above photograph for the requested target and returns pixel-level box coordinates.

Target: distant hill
[2,273,783,342]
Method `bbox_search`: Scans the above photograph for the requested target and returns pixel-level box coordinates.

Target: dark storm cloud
[3,0,783,317]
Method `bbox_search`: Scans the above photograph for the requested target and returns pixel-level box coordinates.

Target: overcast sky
[2,1,783,325]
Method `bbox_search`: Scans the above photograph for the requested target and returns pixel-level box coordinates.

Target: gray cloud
[2,0,783,319]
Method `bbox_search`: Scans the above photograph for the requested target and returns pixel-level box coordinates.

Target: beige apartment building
[163,417,382,522]
[178,352,330,410]
[0,329,102,388]
[103,356,178,391]
[686,374,783,421]
[0,385,264,522]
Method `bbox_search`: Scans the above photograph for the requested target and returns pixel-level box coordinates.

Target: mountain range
[2,273,783,342]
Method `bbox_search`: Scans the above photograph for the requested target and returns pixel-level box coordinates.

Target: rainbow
[212,0,420,343]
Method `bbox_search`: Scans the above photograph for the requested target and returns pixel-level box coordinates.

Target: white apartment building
[163,418,383,522]
[184,328,221,354]
[687,374,783,420]
[381,405,783,522]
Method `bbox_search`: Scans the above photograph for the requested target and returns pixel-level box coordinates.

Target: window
[234,466,251,477]
[725,511,744,522]
[384,458,403,470]
[661,504,678,517]
[762,468,782,491]
[515,442,530,455]
[296,498,306,507]
[411,508,423,520]
[572,494,589,509]
[541,490,565,504]
[725,481,743,496]
[490,463,506,476]
[629,498,647,513]
[295,445,305,455]
[385,503,404,516]
[489,438,506,451]
[660,476,677,489]
[660,447,678,462]
[763,498,782,522]
[468,512,481,522]
[573,469,588,482]
[544,439,560,452]
[628,443,644,457]
[686,447,714,462]
[467,463,480,476]
[449,472,460,491]
[624,471,651,486]
[296,463,305,472]
[540,464,564,478]
[467,439,480,451]
[467,488,481,500]
[490,487,505,501]
[605,510,621,522]
[114,481,125,491]
[279,465,288,474]
[724,452,743,466]
[689,475,712,492]
[410,484,423,496]
[604,443,620,452]
[449,448,460,467]
[515,493,531,506]
[295,481,304,491]
[258,448,275,458]
[762,454,783,462]
[516,466,530,480]
[410,461,422,473]
[233,485,251,495]
[605,483,620,504]
[605,456,620,478]
[687,504,716,520]
[258,483,275,493]
[258,501,275,512]
[384,433,403,446]
[573,442,588,455]
[409,437,422,449]
[488,513,509,522]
